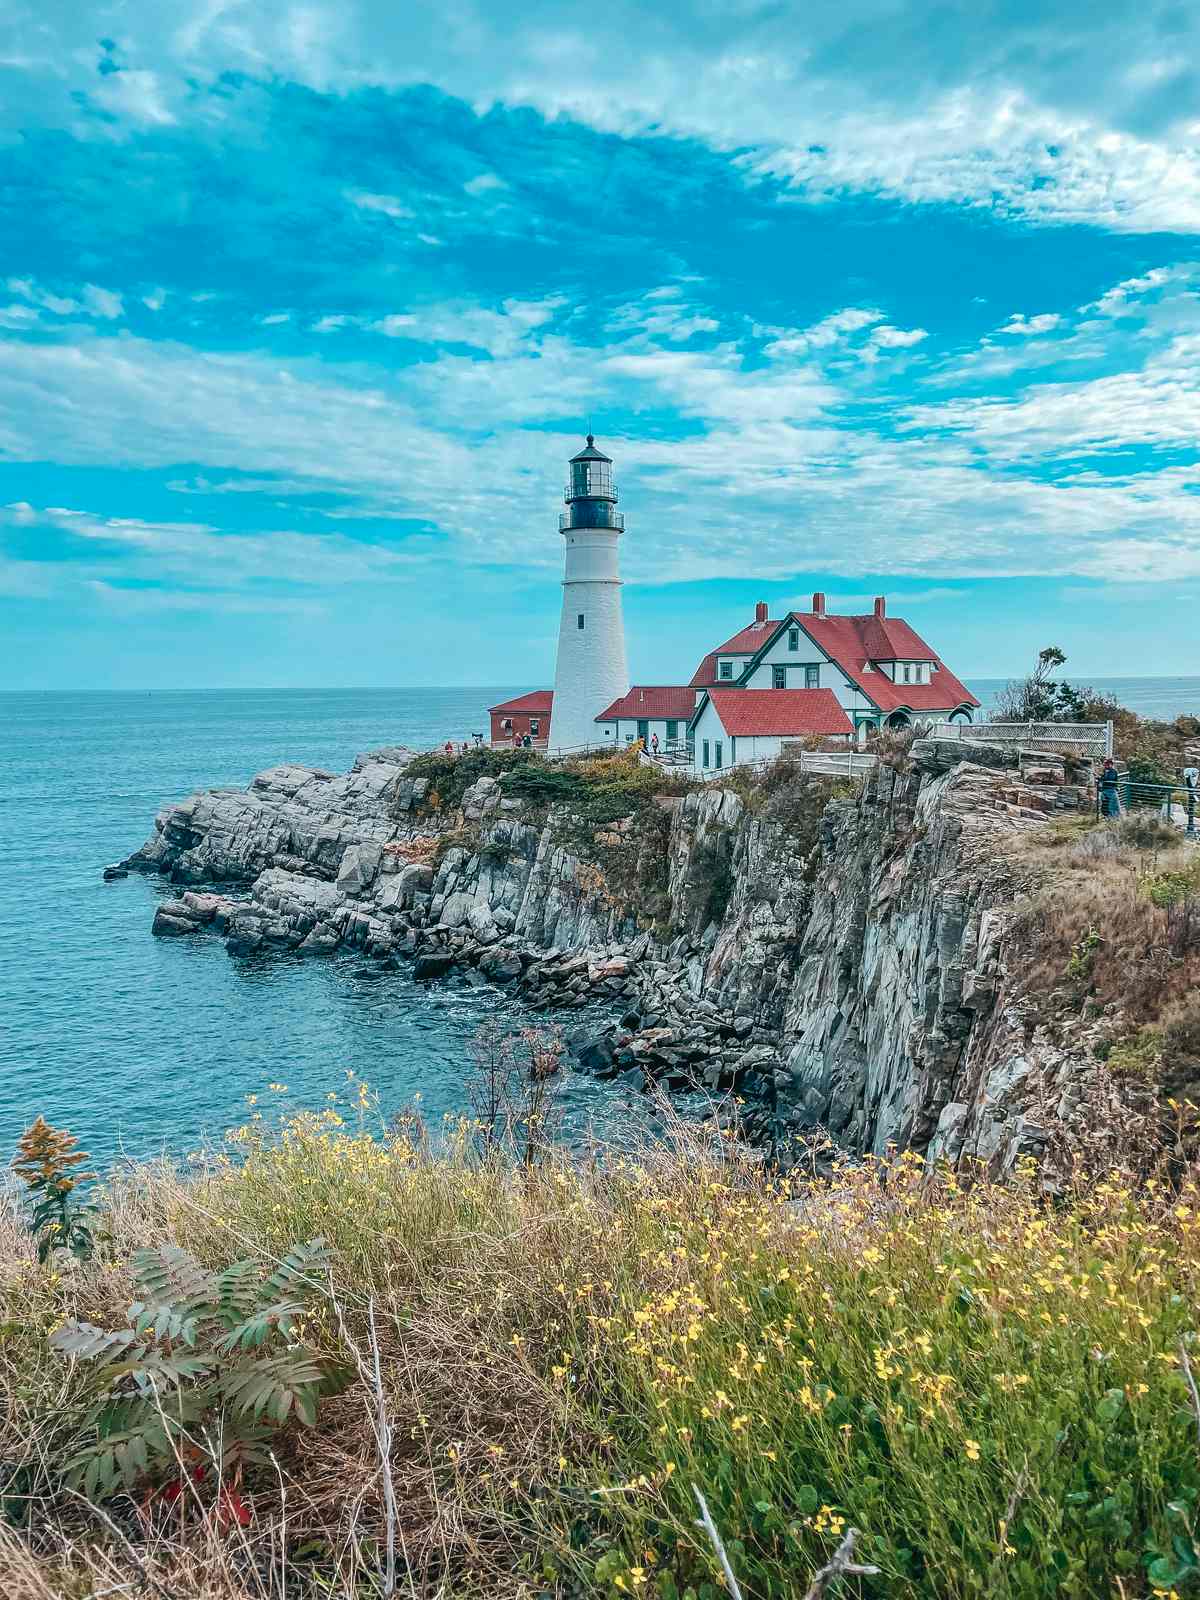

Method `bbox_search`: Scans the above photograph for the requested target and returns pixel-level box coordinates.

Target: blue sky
[3,4,1200,689]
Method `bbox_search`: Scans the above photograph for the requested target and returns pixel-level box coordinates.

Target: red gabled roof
[689,616,782,687]
[689,651,720,689]
[716,618,783,654]
[595,686,697,722]
[488,690,553,715]
[792,612,979,712]
[700,689,853,738]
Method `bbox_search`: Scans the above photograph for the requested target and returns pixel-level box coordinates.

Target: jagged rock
[102,864,128,881]
[413,953,456,980]
[152,906,197,937]
[337,843,383,895]
[478,947,523,982]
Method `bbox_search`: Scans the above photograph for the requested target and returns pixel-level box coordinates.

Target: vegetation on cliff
[6,1097,1200,1599]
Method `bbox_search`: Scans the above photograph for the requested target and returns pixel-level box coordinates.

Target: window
[577,613,585,629]
[772,665,786,689]
[788,628,799,652]
[702,739,710,768]
[805,664,819,688]
[501,718,512,731]
[637,719,649,741]
[719,659,733,680]
[903,664,913,683]
[666,720,678,741]
[715,741,723,770]
[730,736,736,762]
[530,719,539,736]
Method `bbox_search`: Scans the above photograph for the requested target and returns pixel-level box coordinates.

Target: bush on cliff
[403,745,537,812]
[7,1105,1200,1599]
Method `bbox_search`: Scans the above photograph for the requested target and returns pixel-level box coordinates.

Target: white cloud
[344,188,413,219]
[312,314,350,333]
[11,3,1200,230]
[997,313,1061,336]
[142,288,167,311]
[259,311,291,325]
[81,285,123,320]
[763,307,882,356]
[870,325,928,349]
[372,296,565,357]
[464,172,507,195]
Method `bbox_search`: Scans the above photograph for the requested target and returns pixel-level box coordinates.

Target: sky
[2,3,1200,690]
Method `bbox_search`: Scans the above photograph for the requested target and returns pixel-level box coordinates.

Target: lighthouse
[549,435,629,754]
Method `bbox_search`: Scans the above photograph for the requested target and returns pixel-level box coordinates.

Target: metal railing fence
[1100,778,1199,837]
[926,719,1114,760]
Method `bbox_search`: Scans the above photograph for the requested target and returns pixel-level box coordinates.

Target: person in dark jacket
[1099,758,1121,819]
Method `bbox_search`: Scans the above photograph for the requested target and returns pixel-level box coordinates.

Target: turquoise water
[2,680,1197,1167]
[0,689,630,1168]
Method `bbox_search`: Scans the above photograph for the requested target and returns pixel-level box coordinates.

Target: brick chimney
[812,591,826,616]
[754,600,768,624]
[874,595,886,619]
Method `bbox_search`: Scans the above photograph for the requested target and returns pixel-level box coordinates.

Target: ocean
[3,679,1198,1167]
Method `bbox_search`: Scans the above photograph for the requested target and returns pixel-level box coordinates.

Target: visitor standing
[1098,758,1121,819]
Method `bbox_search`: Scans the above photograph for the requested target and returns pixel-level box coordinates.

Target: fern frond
[219,1347,329,1425]
[50,1322,142,1363]
[257,1240,331,1308]
[127,1301,202,1346]
[216,1300,305,1353]
[215,1259,263,1328]
[129,1244,215,1311]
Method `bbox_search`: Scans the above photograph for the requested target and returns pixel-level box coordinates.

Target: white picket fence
[926,719,1114,761]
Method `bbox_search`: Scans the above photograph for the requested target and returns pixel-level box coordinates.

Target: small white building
[593,685,697,755]
[691,688,853,775]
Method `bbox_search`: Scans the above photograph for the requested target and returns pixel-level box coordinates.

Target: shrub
[49,1239,347,1506]
[11,1117,97,1263]
[1118,814,1180,851]
[403,745,536,812]
[1161,993,1200,1100]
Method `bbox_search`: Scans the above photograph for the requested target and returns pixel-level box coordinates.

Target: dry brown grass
[1007,818,1200,1022]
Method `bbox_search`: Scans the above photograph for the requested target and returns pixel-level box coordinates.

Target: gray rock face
[125,742,1100,1170]
[123,755,427,884]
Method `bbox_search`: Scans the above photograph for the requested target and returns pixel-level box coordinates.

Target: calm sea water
[2,679,1197,1167]
[0,688,641,1169]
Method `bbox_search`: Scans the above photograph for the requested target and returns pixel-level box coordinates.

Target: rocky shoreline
[115,737,1103,1166]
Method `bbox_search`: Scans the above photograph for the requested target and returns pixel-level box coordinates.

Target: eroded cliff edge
[119,741,1105,1170]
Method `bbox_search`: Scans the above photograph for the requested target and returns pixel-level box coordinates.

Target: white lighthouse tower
[549,435,629,754]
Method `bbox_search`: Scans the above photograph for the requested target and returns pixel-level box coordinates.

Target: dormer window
[719,659,733,680]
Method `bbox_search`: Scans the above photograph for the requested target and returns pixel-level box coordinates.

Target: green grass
[4,1109,1200,1597]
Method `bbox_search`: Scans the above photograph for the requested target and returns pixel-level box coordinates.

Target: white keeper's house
[487,436,979,774]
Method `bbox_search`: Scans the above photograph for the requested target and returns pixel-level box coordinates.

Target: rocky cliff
[119,740,1101,1169]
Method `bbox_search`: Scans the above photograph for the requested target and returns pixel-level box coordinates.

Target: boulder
[479,947,523,982]
[575,1036,618,1076]
[336,842,383,896]
[413,953,456,980]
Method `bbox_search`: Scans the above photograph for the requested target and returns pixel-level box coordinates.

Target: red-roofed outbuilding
[489,690,552,747]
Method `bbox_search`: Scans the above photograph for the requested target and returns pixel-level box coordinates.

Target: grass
[1008,817,1200,1024]
[6,1103,1200,1597]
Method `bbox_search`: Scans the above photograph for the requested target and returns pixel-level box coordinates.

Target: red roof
[690,617,782,687]
[792,612,979,712]
[595,685,697,722]
[699,689,853,738]
[689,651,720,688]
[716,618,782,654]
[488,690,553,715]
